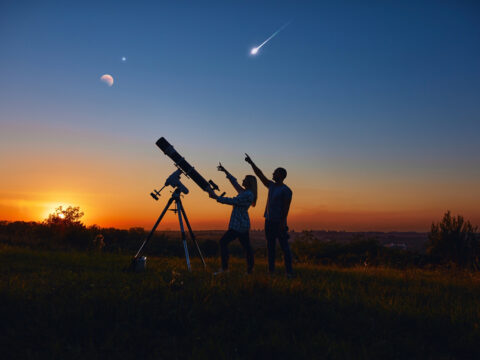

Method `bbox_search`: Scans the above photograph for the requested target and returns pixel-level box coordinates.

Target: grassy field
[1,246,479,359]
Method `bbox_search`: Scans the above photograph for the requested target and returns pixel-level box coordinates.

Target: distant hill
[158,230,429,252]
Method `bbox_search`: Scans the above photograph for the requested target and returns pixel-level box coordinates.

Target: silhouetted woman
[207,163,257,274]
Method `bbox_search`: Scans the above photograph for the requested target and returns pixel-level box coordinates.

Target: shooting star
[250,22,291,55]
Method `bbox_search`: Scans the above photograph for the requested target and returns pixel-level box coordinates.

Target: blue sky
[1,0,479,230]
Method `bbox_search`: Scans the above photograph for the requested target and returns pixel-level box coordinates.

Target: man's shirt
[264,183,292,222]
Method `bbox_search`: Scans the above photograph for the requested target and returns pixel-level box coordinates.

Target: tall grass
[1,246,479,359]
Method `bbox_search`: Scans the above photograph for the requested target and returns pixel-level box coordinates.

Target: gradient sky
[1,0,479,231]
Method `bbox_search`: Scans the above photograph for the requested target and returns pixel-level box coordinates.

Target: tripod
[134,187,206,271]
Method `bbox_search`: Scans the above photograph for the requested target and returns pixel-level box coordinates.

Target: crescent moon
[100,74,114,87]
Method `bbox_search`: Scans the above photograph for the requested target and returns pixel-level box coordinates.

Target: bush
[426,211,479,269]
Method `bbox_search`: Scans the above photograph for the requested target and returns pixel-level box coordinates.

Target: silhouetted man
[245,154,293,276]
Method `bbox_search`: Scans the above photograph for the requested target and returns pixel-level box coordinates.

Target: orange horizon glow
[1,191,479,232]
[1,123,479,233]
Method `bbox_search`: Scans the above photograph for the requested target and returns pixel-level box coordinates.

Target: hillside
[1,246,479,359]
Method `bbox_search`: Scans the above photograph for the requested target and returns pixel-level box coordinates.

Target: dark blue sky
[1,0,479,229]
[2,1,479,145]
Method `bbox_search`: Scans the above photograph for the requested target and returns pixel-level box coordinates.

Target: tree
[44,206,88,249]
[44,206,84,227]
[426,211,479,269]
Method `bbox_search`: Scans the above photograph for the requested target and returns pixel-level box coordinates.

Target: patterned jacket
[217,188,254,233]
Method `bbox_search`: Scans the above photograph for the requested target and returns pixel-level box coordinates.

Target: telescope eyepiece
[208,180,219,191]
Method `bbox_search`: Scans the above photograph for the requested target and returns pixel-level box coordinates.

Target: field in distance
[1,246,479,359]
[161,230,428,251]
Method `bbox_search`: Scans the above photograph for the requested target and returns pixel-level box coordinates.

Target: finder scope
[156,137,220,193]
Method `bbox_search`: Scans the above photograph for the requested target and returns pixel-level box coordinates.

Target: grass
[1,245,479,359]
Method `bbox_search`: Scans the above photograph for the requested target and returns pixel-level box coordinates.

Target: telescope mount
[132,170,206,271]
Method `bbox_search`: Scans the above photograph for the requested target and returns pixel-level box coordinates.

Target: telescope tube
[156,137,213,192]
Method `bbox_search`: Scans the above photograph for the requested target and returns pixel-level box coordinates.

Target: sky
[1,0,479,232]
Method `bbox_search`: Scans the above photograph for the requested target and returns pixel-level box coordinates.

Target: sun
[41,203,73,221]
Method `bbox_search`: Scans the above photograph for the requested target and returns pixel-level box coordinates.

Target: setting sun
[40,202,82,222]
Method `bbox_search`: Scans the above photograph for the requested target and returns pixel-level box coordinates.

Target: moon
[100,74,114,87]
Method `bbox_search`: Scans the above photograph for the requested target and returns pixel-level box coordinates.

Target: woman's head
[242,175,257,207]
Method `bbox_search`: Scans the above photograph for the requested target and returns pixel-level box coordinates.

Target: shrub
[426,211,479,269]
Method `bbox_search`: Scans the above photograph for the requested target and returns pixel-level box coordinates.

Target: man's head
[272,167,287,183]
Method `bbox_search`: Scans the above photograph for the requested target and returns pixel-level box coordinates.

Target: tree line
[0,207,478,269]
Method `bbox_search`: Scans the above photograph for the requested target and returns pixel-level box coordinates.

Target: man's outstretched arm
[245,153,272,188]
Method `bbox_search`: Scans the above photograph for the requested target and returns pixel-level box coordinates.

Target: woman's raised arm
[218,162,244,194]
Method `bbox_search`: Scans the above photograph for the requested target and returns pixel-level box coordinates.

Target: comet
[250,22,291,55]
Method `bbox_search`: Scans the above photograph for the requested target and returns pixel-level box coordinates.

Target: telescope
[131,137,222,272]
[156,137,220,193]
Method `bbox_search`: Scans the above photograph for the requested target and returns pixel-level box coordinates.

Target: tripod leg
[179,201,207,269]
[176,199,191,271]
[134,196,175,259]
